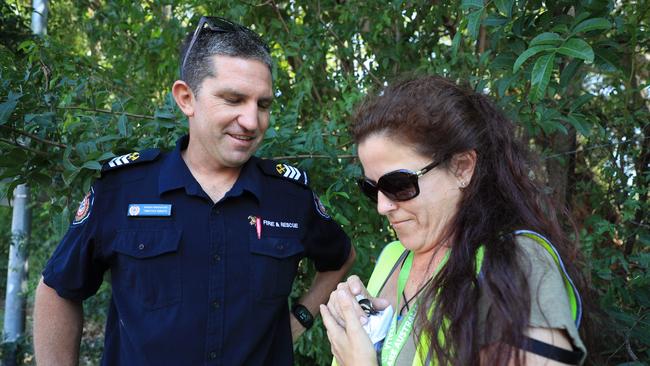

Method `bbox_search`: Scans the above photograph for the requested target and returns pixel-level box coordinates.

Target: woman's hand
[325,275,389,328]
[320,288,377,366]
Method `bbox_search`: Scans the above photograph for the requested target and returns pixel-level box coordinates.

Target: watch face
[293,305,314,328]
[297,311,309,322]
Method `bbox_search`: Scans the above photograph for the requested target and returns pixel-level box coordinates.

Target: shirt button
[208,351,217,360]
[212,254,221,263]
[212,300,220,309]
[138,243,145,250]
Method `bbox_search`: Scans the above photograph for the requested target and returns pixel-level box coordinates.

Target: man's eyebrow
[215,88,246,98]
[215,88,274,103]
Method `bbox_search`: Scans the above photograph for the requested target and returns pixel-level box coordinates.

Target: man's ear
[172,80,195,117]
[450,150,477,188]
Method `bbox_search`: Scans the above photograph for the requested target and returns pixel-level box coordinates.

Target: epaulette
[257,159,309,187]
[101,148,160,174]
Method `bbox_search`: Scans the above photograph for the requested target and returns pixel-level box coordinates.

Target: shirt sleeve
[477,235,586,360]
[301,191,351,272]
[42,185,108,301]
[515,236,587,357]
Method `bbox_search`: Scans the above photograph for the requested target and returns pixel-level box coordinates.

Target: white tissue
[362,305,394,344]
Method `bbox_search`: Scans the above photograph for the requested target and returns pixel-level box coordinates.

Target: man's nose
[237,103,260,131]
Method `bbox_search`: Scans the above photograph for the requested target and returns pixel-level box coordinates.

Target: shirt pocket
[249,235,304,302]
[112,228,182,310]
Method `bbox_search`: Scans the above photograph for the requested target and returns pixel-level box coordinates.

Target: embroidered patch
[276,163,303,182]
[72,188,94,226]
[313,192,330,219]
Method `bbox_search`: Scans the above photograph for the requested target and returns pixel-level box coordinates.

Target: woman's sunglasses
[357,160,441,202]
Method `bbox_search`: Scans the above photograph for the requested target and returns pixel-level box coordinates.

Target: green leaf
[154,110,175,120]
[559,59,583,88]
[118,113,128,137]
[484,14,508,26]
[496,74,517,96]
[451,30,462,59]
[63,148,79,172]
[557,38,594,62]
[594,45,624,73]
[572,18,611,34]
[0,100,18,125]
[529,53,555,102]
[461,0,483,10]
[513,44,556,72]
[467,8,484,40]
[494,0,512,17]
[569,93,595,112]
[81,161,102,171]
[566,114,592,136]
[530,32,562,46]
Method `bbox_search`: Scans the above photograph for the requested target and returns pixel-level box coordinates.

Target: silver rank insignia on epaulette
[101,148,160,174]
[276,163,307,184]
[107,152,141,168]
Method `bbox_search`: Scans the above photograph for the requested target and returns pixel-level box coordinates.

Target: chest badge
[248,215,262,239]
[127,204,172,217]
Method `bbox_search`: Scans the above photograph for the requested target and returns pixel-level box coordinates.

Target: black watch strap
[291,304,314,329]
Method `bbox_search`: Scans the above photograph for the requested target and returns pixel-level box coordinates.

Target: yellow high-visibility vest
[332,230,582,366]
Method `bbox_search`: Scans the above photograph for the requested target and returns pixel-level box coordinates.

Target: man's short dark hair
[179,18,272,94]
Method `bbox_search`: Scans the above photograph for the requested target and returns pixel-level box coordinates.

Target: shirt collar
[226,156,263,202]
[158,135,263,201]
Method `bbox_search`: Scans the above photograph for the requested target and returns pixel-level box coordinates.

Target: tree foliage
[0,0,648,364]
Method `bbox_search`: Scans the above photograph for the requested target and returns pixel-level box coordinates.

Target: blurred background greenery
[0,0,648,364]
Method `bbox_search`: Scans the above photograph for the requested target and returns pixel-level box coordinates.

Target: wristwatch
[291,303,314,329]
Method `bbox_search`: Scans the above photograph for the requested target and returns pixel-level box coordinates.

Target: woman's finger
[327,290,346,327]
[337,290,368,334]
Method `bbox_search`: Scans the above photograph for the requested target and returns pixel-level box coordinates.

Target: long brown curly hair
[352,75,591,365]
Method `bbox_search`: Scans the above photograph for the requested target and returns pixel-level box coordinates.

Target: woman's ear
[172,80,195,117]
[451,150,477,189]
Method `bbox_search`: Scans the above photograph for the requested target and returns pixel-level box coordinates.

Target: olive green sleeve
[477,236,586,364]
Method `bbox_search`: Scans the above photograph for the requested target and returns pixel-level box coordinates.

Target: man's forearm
[34,278,83,366]
[292,246,356,339]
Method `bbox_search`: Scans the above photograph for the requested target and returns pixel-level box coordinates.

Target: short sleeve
[42,185,108,301]
[516,236,586,356]
[301,191,351,272]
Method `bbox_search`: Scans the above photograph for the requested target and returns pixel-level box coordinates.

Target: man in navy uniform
[33,16,355,365]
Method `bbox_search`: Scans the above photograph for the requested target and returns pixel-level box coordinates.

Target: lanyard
[381,250,449,366]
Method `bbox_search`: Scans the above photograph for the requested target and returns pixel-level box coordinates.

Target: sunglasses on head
[181,16,270,80]
[357,160,442,202]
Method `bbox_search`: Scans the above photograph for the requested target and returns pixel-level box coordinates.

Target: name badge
[127,204,172,217]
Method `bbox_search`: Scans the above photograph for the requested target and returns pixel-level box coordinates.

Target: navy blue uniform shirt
[43,135,352,365]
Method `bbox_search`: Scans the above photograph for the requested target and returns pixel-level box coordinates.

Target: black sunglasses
[181,16,270,80]
[357,160,442,202]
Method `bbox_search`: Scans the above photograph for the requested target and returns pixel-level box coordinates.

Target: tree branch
[272,154,356,160]
[0,137,50,156]
[58,106,155,120]
[316,14,382,85]
[0,125,66,148]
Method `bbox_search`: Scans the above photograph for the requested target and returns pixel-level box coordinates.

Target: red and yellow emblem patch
[72,188,94,225]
